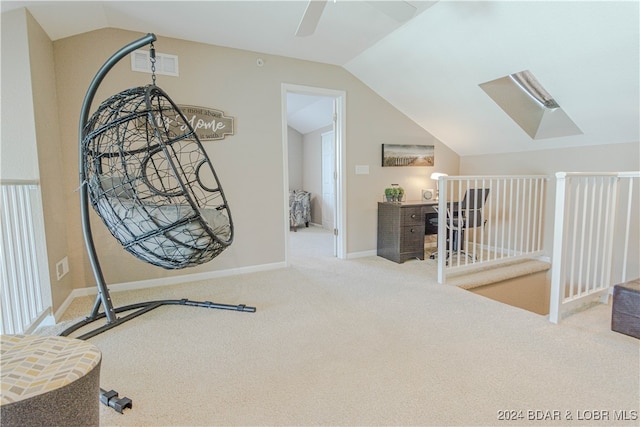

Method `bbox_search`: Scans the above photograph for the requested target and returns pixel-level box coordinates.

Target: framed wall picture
[382,144,434,167]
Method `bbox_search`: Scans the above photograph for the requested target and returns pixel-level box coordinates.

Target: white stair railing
[549,172,639,323]
[437,175,547,284]
[1,181,52,334]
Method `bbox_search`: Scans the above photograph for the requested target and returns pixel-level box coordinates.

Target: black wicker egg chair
[85,85,232,269]
[61,34,254,343]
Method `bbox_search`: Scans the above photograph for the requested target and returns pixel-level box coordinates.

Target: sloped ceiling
[345,1,640,156]
[287,94,334,135]
[2,0,638,156]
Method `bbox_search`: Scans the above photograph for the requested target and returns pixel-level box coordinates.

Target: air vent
[131,50,179,77]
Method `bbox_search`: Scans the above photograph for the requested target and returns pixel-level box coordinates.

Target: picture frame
[382,144,434,167]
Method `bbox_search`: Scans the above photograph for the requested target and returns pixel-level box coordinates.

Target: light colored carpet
[41,226,639,426]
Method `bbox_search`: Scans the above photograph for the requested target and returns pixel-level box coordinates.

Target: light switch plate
[355,165,369,175]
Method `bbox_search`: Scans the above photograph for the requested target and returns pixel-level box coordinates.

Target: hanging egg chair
[62,34,254,348]
[83,85,232,269]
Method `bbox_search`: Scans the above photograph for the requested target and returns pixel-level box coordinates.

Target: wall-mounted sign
[177,105,235,141]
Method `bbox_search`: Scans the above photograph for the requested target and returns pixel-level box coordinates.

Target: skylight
[479,70,582,140]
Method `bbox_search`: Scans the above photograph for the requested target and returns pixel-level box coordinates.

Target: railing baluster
[620,177,633,283]
[500,179,506,259]
[549,172,638,322]
[592,178,604,294]
[455,180,462,267]
[1,182,51,335]
[569,178,580,298]
[514,178,521,255]
[605,177,616,287]
[536,178,545,253]
[577,177,590,296]
[479,178,486,262]
[587,177,601,292]
[469,178,476,264]
[436,175,547,283]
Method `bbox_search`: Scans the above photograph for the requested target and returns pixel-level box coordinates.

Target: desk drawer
[402,207,424,226]
[401,225,424,247]
[400,225,425,261]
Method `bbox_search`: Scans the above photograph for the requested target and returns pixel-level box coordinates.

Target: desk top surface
[379,200,438,207]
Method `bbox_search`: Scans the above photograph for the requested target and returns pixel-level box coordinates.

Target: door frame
[321,129,337,256]
[281,83,347,262]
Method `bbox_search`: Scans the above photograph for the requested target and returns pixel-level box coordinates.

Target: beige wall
[0,10,74,311]
[26,12,74,310]
[459,142,640,175]
[48,28,457,291]
[348,108,459,253]
[0,9,38,181]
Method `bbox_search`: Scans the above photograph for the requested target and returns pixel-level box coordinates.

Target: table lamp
[430,172,448,200]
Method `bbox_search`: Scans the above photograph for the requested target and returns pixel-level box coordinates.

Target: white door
[321,130,335,234]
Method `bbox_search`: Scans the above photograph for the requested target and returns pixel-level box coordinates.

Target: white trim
[557,171,640,178]
[321,129,337,253]
[0,183,53,334]
[54,292,82,322]
[281,83,347,262]
[53,262,286,322]
[281,86,292,266]
[24,309,55,334]
[334,93,347,259]
[346,250,377,259]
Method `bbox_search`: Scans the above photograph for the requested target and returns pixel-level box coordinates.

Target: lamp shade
[430,172,448,180]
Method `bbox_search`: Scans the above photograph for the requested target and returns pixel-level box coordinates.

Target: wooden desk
[377,201,438,263]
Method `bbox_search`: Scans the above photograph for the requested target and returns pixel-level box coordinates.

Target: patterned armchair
[289,190,311,231]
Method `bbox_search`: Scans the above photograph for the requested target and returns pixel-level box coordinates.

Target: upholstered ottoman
[611,279,640,339]
[1,334,102,426]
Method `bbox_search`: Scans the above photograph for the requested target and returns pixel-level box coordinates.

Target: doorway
[282,84,346,262]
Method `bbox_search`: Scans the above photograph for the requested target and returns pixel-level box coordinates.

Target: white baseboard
[53,261,286,322]
[54,294,83,323]
[25,309,56,334]
[347,249,376,259]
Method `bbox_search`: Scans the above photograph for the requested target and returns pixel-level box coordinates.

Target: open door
[282,84,346,262]
[321,129,337,256]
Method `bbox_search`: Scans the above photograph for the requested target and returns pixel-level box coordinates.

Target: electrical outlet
[56,256,69,281]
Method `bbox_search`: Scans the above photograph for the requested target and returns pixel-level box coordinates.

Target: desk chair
[430,188,489,262]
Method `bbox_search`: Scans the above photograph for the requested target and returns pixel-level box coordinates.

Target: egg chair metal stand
[60,33,255,342]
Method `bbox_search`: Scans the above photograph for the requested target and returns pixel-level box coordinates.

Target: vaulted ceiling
[3,0,638,156]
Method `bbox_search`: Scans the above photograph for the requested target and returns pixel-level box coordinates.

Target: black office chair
[430,188,489,262]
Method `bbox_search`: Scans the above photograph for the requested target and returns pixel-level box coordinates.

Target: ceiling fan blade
[295,0,328,37]
[366,1,417,22]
